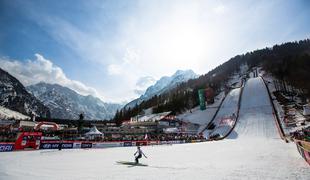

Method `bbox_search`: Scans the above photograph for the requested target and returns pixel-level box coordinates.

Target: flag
[144,134,148,140]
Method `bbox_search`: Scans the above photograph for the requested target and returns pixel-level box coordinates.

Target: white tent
[85,126,103,139]
[163,127,179,133]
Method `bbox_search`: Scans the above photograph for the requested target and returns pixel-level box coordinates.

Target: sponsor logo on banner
[160,141,168,145]
[41,143,59,149]
[40,143,73,149]
[73,143,81,149]
[123,142,132,147]
[148,141,159,145]
[61,143,73,149]
[81,143,92,148]
[0,144,14,152]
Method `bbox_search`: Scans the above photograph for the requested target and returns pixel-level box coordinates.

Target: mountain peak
[125,69,198,109]
[0,68,50,117]
[173,69,195,76]
[27,82,122,120]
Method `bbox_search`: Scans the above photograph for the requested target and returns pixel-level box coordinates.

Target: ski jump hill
[0,77,309,180]
[228,77,278,139]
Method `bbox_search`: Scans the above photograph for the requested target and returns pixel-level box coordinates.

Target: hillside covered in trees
[114,39,310,124]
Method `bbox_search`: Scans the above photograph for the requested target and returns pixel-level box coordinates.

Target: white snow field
[0,77,309,180]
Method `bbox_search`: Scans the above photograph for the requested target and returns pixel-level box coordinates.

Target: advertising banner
[0,143,14,152]
[61,143,74,149]
[73,142,81,149]
[205,88,215,104]
[123,141,133,147]
[40,143,59,149]
[93,142,122,148]
[136,141,147,146]
[81,142,92,148]
[198,89,206,110]
[160,141,171,145]
[40,142,73,149]
[147,141,159,146]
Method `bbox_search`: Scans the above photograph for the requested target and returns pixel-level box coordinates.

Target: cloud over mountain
[0,54,104,101]
[134,76,156,95]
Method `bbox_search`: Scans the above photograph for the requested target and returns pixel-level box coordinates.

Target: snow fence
[295,139,310,165]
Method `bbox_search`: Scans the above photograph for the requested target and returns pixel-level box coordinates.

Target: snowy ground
[0,140,308,180]
[0,77,309,180]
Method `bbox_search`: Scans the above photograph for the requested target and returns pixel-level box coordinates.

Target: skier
[232,113,236,120]
[134,146,147,164]
[58,140,62,151]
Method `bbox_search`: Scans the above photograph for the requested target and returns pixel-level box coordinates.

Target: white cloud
[0,54,105,101]
[123,47,141,64]
[107,64,122,75]
[108,47,141,76]
[134,76,156,95]
[213,4,227,14]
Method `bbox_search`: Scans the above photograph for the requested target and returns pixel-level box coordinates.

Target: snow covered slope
[229,77,278,139]
[205,87,242,138]
[0,106,29,120]
[177,92,225,131]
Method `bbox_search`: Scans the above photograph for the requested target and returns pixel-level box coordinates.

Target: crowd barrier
[0,139,205,152]
[295,139,310,165]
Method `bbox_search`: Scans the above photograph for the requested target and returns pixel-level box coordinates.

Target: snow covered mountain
[27,82,122,120]
[0,68,50,117]
[0,105,30,120]
[125,69,198,108]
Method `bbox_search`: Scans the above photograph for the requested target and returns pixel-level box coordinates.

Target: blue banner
[0,144,14,152]
[81,143,92,148]
[40,143,73,149]
[123,142,132,147]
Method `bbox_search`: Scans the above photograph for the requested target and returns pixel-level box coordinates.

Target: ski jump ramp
[228,77,278,139]
[204,87,241,139]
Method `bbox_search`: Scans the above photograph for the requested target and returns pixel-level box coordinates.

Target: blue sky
[0,0,309,103]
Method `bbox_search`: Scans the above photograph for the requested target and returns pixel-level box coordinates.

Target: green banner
[198,89,206,110]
